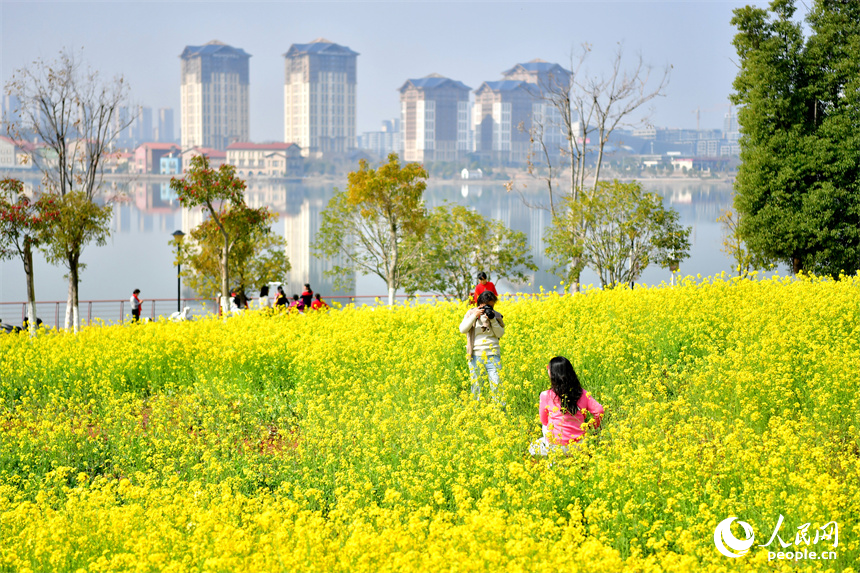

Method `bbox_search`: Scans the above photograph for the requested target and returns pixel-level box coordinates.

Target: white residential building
[180,41,251,151]
[399,74,471,163]
[283,39,358,157]
[226,142,304,179]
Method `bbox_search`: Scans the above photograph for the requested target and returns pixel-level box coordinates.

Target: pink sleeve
[585,393,604,428]
[539,391,549,426]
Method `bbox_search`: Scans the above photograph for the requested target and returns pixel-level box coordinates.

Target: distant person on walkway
[258,284,270,309]
[470,272,498,305]
[22,317,42,331]
[459,290,505,403]
[231,287,248,312]
[289,294,305,313]
[130,289,142,322]
[529,356,604,456]
[301,284,314,308]
[311,293,329,311]
[275,286,288,308]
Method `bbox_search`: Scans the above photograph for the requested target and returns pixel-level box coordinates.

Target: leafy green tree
[409,204,537,300]
[5,49,132,331]
[173,207,289,301]
[731,0,860,277]
[169,155,269,313]
[718,208,772,277]
[313,153,428,305]
[0,179,59,336]
[44,192,113,326]
[546,180,691,288]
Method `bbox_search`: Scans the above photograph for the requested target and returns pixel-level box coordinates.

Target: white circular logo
[714,517,755,558]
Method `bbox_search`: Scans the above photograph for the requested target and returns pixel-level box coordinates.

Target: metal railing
[0,294,425,329]
[0,297,216,329]
[0,292,545,330]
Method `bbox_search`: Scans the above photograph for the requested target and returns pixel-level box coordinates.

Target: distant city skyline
[1,1,800,143]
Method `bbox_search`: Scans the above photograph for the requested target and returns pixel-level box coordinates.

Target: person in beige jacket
[459,290,505,403]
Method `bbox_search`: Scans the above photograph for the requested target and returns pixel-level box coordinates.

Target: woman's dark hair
[476,290,497,305]
[315,293,321,300]
[477,271,488,281]
[133,289,140,294]
[278,286,285,295]
[304,283,311,290]
[260,285,269,297]
[548,356,583,415]
[292,294,299,300]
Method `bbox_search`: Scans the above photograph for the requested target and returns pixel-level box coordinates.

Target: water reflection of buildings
[107,177,735,297]
[175,180,356,297]
[112,182,181,235]
[281,188,355,298]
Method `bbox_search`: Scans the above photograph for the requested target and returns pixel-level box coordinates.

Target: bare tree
[525,44,670,292]
[531,44,669,201]
[5,49,133,331]
[588,45,670,191]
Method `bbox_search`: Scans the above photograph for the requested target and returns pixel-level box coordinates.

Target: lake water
[0,175,736,325]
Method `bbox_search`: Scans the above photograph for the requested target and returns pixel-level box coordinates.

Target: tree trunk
[65,257,80,332]
[792,256,802,275]
[593,132,606,192]
[571,262,581,294]
[388,220,398,305]
[221,235,230,314]
[629,238,635,288]
[24,241,37,338]
[565,123,577,205]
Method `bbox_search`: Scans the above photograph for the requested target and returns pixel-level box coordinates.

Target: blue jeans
[469,354,502,404]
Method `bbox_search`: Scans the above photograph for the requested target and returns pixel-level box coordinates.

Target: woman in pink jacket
[529,356,604,455]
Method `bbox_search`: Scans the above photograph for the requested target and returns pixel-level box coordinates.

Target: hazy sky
[1,0,776,141]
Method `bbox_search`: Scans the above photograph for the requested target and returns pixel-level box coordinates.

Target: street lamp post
[172,230,185,313]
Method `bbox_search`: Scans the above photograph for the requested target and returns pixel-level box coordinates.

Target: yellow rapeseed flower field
[0,274,857,572]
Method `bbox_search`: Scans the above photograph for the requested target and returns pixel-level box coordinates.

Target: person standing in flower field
[289,294,305,313]
[311,293,329,311]
[459,290,504,403]
[301,284,314,309]
[130,289,142,322]
[529,356,604,455]
[274,285,288,308]
[470,271,498,305]
[258,284,270,309]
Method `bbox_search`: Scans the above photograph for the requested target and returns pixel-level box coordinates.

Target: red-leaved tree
[169,155,269,313]
[0,178,59,336]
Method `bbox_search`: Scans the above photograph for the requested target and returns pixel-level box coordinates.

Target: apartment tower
[473,60,570,164]
[472,80,533,164]
[283,39,358,156]
[180,40,251,150]
[399,74,471,163]
[502,60,570,158]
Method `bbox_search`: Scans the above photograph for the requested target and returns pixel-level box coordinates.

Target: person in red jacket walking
[311,293,329,311]
[130,289,142,322]
[301,284,314,308]
[470,272,498,305]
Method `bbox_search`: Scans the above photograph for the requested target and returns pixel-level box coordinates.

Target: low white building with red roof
[180,146,227,170]
[226,142,303,179]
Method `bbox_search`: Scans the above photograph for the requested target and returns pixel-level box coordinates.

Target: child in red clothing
[529,356,603,455]
[470,272,498,305]
[310,293,329,310]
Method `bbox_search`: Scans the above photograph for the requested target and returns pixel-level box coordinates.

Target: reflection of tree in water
[6,174,737,297]
[278,183,355,299]
[271,179,735,295]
